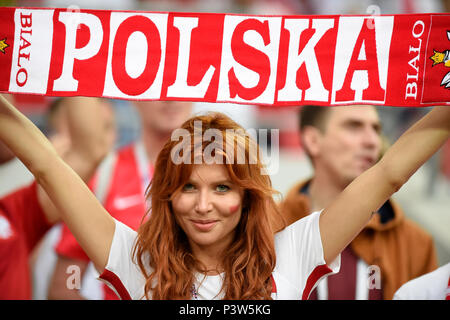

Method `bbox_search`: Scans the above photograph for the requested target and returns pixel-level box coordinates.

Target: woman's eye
[182,183,195,191]
[216,184,230,192]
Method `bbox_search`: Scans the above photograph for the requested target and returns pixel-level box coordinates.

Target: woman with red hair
[0,94,449,300]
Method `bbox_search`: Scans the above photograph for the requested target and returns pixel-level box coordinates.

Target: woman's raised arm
[319,106,450,265]
[0,95,115,272]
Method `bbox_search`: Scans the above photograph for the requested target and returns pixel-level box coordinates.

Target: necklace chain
[191,284,198,299]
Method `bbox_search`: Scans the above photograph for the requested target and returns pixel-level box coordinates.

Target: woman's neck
[191,246,224,275]
[189,238,234,275]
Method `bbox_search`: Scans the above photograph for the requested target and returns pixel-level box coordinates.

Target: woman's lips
[191,220,218,232]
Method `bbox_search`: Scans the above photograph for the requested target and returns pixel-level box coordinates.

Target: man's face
[133,100,193,135]
[312,106,382,186]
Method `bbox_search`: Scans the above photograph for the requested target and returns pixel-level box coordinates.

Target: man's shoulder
[0,182,38,210]
[278,179,312,228]
[109,143,139,172]
[396,213,434,242]
[282,179,311,202]
[385,199,432,239]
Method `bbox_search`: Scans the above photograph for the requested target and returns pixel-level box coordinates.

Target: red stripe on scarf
[0,8,449,107]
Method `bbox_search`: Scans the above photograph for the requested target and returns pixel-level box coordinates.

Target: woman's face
[171,164,244,255]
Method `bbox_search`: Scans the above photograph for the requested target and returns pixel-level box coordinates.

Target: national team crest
[0,38,8,54]
[429,31,450,89]
[422,15,450,104]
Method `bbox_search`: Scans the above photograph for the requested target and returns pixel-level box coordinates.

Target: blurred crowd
[6,0,449,14]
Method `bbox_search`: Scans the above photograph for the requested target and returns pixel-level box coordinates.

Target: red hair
[133,112,284,299]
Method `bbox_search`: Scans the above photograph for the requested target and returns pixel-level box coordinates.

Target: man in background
[277,105,438,300]
[0,96,115,299]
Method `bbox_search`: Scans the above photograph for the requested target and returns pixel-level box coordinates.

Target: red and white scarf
[446,276,450,300]
[0,7,449,107]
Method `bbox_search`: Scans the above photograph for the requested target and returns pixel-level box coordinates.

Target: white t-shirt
[393,263,450,300]
[99,211,341,300]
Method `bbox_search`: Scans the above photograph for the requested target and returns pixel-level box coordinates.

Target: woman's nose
[194,190,212,214]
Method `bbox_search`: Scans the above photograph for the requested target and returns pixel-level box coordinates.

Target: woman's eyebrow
[205,179,233,186]
[189,173,232,185]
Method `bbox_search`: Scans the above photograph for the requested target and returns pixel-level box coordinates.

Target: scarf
[0,7,449,106]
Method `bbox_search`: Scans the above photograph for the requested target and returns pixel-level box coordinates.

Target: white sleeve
[98,219,147,300]
[393,263,450,300]
[273,211,341,300]
[393,285,409,300]
[393,280,428,300]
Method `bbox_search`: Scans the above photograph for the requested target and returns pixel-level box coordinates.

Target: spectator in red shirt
[0,97,115,299]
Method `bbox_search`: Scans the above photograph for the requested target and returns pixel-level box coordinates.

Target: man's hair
[298,105,334,161]
[299,105,332,133]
